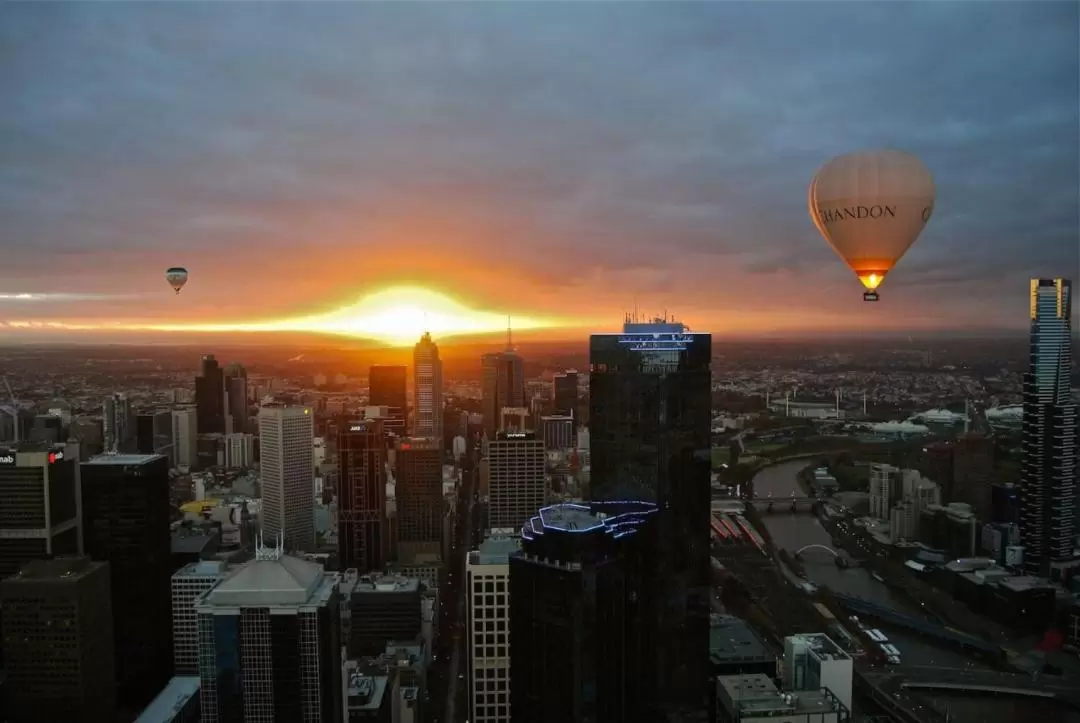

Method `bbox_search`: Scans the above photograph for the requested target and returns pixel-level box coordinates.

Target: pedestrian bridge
[795,544,839,558]
[748,497,818,514]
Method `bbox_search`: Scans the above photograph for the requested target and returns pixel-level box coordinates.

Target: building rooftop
[85,453,165,466]
[171,525,220,555]
[200,552,333,608]
[353,573,421,594]
[521,500,657,543]
[134,676,200,723]
[4,556,104,583]
[718,674,842,717]
[346,670,388,711]
[710,615,774,665]
[788,632,851,661]
[469,536,521,566]
[174,560,227,578]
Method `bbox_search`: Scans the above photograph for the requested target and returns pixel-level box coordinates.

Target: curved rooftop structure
[520,500,658,544]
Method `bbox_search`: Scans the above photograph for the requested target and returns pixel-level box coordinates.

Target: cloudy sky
[1,2,1077,339]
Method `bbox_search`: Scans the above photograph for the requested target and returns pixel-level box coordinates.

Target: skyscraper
[194,355,225,435]
[589,316,712,710]
[80,453,173,711]
[259,404,315,551]
[466,535,520,723]
[102,392,134,453]
[0,444,81,580]
[171,406,198,469]
[510,501,659,723]
[0,557,115,723]
[414,333,444,440]
[481,351,525,440]
[195,544,342,723]
[223,362,248,434]
[1020,278,1076,575]
[395,436,444,564]
[553,369,579,418]
[370,365,408,437]
[337,418,387,573]
[171,560,228,676]
[487,431,546,531]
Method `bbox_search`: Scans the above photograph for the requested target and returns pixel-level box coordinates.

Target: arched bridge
[795,544,839,558]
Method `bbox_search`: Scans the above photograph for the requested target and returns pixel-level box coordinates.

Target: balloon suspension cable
[863,291,879,302]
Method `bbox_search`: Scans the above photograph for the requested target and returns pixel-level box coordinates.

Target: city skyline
[1,3,1077,342]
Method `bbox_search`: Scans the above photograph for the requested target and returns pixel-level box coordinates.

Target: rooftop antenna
[506,316,513,351]
[423,311,429,336]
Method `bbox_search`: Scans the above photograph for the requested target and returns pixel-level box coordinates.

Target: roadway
[440,448,478,723]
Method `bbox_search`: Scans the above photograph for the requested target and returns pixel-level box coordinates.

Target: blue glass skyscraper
[1020,278,1076,575]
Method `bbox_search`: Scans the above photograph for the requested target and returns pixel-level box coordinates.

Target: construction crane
[2,374,18,444]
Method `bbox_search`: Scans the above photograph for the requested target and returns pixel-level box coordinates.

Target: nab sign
[0,454,15,467]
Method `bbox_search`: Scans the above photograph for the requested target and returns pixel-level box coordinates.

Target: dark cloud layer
[0,2,1077,331]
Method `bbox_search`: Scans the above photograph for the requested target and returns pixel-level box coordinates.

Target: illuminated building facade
[414,334,444,440]
[1021,278,1076,575]
[466,535,520,723]
[509,501,658,723]
[589,317,712,710]
[487,431,545,531]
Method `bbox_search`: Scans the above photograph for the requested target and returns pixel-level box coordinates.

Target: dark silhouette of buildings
[394,437,443,564]
[481,351,525,439]
[195,354,225,435]
[224,362,248,434]
[588,317,712,712]
[0,557,115,723]
[370,365,408,437]
[510,501,659,723]
[338,419,388,573]
[80,453,173,712]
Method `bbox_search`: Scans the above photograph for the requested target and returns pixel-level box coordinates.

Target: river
[751,461,979,670]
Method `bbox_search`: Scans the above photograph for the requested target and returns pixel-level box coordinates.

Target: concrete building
[465,535,520,723]
[781,633,852,712]
[481,350,525,440]
[710,614,777,679]
[487,431,545,531]
[716,674,849,723]
[0,557,115,723]
[395,437,444,565]
[103,391,134,454]
[195,541,342,723]
[172,407,198,469]
[171,561,229,675]
[539,414,574,451]
[225,432,255,468]
[134,676,201,723]
[259,404,315,551]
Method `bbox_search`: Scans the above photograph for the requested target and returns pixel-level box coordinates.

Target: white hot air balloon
[809,150,936,301]
[165,267,189,295]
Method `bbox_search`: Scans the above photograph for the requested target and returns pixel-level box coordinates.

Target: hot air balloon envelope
[166,267,189,295]
[809,150,935,300]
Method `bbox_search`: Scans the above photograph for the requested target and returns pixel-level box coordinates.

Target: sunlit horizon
[0,286,570,347]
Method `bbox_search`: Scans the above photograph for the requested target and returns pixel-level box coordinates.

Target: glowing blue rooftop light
[520,500,658,544]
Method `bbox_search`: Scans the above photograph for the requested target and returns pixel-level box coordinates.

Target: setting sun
[9,286,563,346]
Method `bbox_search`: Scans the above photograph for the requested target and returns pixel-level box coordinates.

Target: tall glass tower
[1020,278,1076,575]
[589,316,712,712]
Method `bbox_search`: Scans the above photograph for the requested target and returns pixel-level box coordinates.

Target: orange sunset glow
[1,287,566,346]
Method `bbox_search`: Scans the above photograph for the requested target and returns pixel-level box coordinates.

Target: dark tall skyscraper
[1021,278,1076,576]
[80,454,173,712]
[223,362,248,434]
[395,437,443,564]
[510,501,659,723]
[195,355,225,434]
[369,365,408,436]
[589,317,712,711]
[337,418,388,573]
[553,369,579,418]
[1,557,115,723]
[481,350,525,439]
